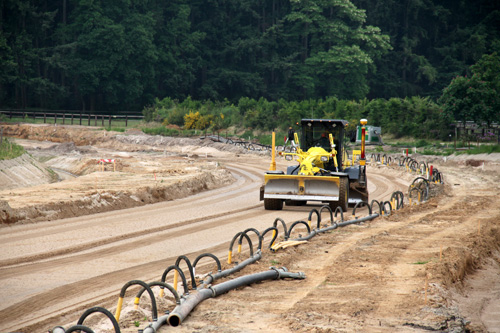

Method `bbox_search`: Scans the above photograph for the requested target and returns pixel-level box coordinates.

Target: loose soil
[0,123,499,333]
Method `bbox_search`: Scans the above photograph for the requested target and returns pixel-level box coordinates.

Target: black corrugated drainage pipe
[163,267,306,329]
[292,213,380,242]
[200,250,262,287]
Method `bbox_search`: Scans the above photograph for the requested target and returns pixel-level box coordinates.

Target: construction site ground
[0,123,499,333]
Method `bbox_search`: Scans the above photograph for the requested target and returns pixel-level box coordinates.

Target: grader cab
[260,119,369,211]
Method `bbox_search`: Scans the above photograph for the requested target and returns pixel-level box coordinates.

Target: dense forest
[1,0,499,114]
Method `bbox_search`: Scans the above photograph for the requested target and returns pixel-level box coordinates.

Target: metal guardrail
[0,109,143,127]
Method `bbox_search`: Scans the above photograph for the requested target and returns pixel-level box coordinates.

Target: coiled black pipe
[261,226,278,249]
[137,281,181,306]
[390,191,404,209]
[352,201,371,217]
[239,228,262,251]
[175,255,197,290]
[115,280,157,323]
[409,187,423,204]
[334,206,344,223]
[165,267,306,328]
[382,201,392,215]
[287,220,311,237]
[228,231,253,264]
[319,205,333,227]
[410,177,429,201]
[370,199,382,215]
[77,307,120,333]
[273,217,289,240]
[193,253,222,273]
[64,325,95,333]
[307,208,321,229]
[161,265,189,295]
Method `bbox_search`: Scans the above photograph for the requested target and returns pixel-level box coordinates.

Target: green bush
[464,144,500,154]
[0,138,25,160]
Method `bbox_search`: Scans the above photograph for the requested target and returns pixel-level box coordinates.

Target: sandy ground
[0,123,499,333]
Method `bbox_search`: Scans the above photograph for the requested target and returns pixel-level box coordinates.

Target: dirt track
[1,124,500,333]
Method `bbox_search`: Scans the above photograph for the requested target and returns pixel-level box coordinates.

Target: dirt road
[0,124,499,333]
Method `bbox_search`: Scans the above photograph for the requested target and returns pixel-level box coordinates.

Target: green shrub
[0,138,25,160]
[465,144,500,154]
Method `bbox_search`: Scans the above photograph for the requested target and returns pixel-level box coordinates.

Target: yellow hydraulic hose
[227,250,232,264]
[173,270,179,292]
[133,296,140,310]
[114,296,124,321]
[271,240,307,252]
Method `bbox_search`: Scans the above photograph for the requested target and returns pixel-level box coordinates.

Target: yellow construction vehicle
[260,119,369,211]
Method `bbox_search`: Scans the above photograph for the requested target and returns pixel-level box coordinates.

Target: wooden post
[63,113,65,124]
[87,113,90,126]
[54,113,57,124]
[71,113,74,125]
[94,114,97,126]
[125,115,128,127]
[44,113,46,123]
[109,115,111,127]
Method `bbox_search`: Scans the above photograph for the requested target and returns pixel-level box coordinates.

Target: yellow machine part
[263,173,341,201]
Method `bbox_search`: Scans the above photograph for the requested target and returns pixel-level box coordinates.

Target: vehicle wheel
[329,177,348,212]
[264,198,283,210]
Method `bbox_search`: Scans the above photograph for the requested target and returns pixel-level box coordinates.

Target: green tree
[439,53,500,127]
[283,0,391,99]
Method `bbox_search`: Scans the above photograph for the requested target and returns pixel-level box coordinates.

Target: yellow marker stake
[134,297,140,310]
[269,132,276,171]
[173,270,179,292]
[115,297,124,321]
[228,250,232,264]
[238,244,242,253]
[159,288,164,298]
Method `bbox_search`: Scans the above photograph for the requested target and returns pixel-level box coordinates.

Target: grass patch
[0,138,25,160]
[411,260,430,265]
[142,126,197,137]
[103,127,126,132]
[421,148,454,156]
[270,259,280,265]
[462,144,500,155]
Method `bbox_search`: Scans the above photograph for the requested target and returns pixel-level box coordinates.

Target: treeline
[144,96,451,140]
[1,0,499,112]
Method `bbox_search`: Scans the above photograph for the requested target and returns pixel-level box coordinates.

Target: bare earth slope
[0,123,499,333]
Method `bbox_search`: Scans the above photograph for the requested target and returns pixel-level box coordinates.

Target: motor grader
[260,118,369,211]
